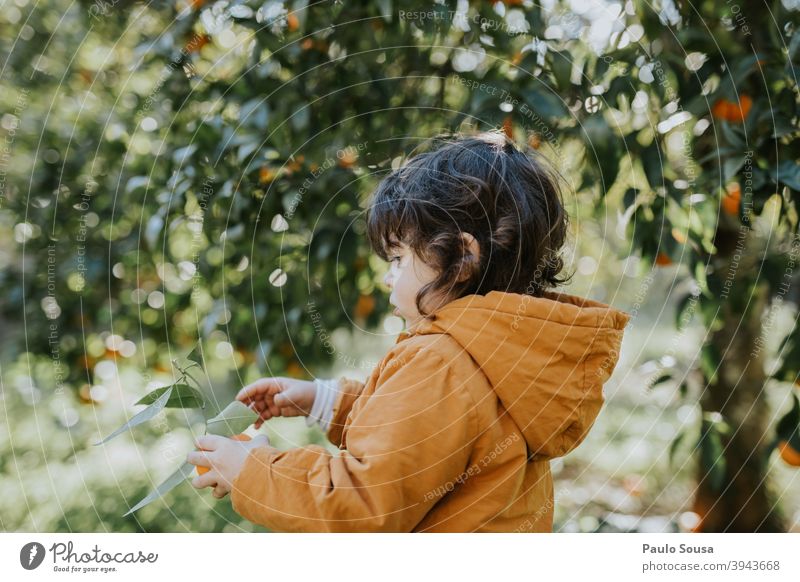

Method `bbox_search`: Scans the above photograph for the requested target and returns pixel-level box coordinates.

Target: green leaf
[237,141,260,163]
[135,384,205,409]
[720,121,745,149]
[698,416,727,494]
[582,116,621,191]
[606,75,634,106]
[771,116,796,139]
[668,430,686,469]
[699,343,720,385]
[622,187,639,210]
[93,386,174,446]
[205,400,258,436]
[548,49,572,90]
[774,161,800,191]
[523,88,569,120]
[678,381,688,398]
[172,143,197,165]
[775,393,800,442]
[185,341,202,365]
[125,176,149,193]
[723,154,746,183]
[121,461,197,517]
[789,31,800,62]
[641,142,664,191]
[649,370,674,389]
[694,261,712,299]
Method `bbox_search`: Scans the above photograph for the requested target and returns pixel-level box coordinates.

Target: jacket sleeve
[325,376,366,447]
[229,347,478,532]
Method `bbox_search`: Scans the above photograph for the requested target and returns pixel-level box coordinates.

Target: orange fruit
[722,183,741,216]
[690,497,710,533]
[734,95,752,122]
[278,341,294,357]
[711,96,752,123]
[301,38,328,52]
[711,99,730,120]
[78,354,96,371]
[285,155,304,175]
[671,227,688,244]
[196,434,252,475]
[338,149,358,169]
[185,33,211,54]
[286,361,304,377]
[778,440,800,467]
[78,384,95,404]
[287,13,299,32]
[354,294,376,318]
[502,115,513,138]
[622,474,646,497]
[259,167,276,183]
[655,252,673,266]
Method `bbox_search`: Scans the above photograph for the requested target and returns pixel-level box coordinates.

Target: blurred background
[1,0,799,532]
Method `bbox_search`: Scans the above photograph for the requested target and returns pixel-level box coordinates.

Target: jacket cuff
[230,445,282,528]
[325,376,365,447]
[305,378,339,432]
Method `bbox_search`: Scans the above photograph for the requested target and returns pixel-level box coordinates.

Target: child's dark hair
[366,129,573,318]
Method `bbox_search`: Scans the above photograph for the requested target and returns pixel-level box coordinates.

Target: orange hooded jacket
[231,290,630,532]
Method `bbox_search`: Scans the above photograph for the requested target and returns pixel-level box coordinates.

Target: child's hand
[235,377,317,428]
[188,434,271,499]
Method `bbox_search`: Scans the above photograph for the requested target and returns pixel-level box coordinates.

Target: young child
[187,130,631,532]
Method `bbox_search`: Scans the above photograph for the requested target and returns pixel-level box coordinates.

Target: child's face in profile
[382,241,441,327]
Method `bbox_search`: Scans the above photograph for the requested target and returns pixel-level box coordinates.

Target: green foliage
[2,0,799,532]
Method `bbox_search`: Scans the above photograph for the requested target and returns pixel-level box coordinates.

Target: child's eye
[389,255,401,263]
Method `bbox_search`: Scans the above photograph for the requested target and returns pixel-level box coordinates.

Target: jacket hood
[397,290,631,459]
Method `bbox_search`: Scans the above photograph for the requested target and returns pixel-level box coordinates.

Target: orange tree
[1,0,798,532]
[592,0,799,531]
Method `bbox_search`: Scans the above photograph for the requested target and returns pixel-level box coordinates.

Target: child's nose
[383,270,392,288]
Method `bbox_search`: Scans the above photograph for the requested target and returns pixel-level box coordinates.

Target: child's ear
[456,232,480,283]
[460,232,481,263]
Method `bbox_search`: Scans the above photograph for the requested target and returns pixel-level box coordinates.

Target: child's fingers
[195,435,224,451]
[246,400,267,415]
[235,383,263,402]
[186,450,213,468]
[191,470,217,489]
[236,378,281,402]
[248,399,275,419]
[246,402,274,427]
[275,393,306,416]
[273,392,296,409]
